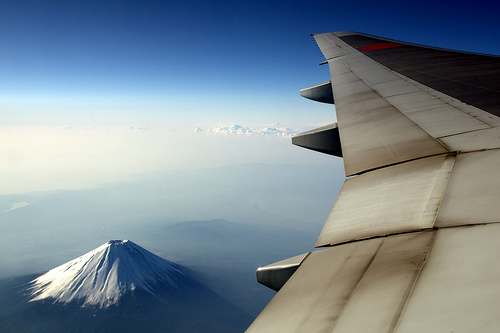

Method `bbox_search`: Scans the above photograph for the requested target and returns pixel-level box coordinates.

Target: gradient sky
[1,0,499,194]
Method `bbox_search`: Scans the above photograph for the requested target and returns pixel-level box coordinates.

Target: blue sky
[1,0,499,193]
[2,0,499,107]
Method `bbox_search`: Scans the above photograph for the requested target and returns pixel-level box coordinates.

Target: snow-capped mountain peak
[28,240,184,308]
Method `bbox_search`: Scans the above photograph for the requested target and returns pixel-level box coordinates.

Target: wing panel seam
[327,239,385,333]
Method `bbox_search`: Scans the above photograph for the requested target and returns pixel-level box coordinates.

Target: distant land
[0,163,343,319]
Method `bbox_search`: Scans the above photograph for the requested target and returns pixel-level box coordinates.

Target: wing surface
[247,32,500,332]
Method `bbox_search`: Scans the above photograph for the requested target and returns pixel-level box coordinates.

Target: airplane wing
[246,32,500,332]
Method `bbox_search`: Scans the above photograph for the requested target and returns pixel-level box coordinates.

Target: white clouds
[0,121,322,194]
[125,126,150,131]
[198,123,298,138]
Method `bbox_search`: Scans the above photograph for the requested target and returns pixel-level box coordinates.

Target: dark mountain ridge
[0,241,252,333]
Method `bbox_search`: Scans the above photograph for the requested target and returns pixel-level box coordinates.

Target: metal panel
[332,231,435,332]
[436,149,500,227]
[247,231,437,333]
[385,91,491,138]
[336,38,492,140]
[316,154,455,247]
[292,123,342,157]
[370,77,422,97]
[246,239,382,333]
[395,224,500,332]
[338,54,401,85]
[390,73,500,129]
[404,106,489,138]
[338,32,500,118]
[440,127,500,152]
[330,58,449,176]
[313,32,499,173]
[256,253,309,292]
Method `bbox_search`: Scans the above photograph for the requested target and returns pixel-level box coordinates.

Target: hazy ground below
[0,162,344,316]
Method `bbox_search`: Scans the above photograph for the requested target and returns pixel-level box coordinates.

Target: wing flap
[316,154,455,247]
[436,149,500,226]
[247,231,435,333]
[246,238,382,332]
[249,226,500,332]
[395,224,500,332]
[330,231,435,332]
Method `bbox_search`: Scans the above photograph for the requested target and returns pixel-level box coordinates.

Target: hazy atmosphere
[1,0,499,330]
[2,0,499,195]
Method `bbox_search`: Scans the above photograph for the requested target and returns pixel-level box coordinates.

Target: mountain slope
[29,240,185,308]
[0,240,252,332]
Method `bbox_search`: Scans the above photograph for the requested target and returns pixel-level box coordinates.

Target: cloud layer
[197,123,297,138]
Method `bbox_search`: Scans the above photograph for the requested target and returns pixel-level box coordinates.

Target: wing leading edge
[246,32,500,332]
